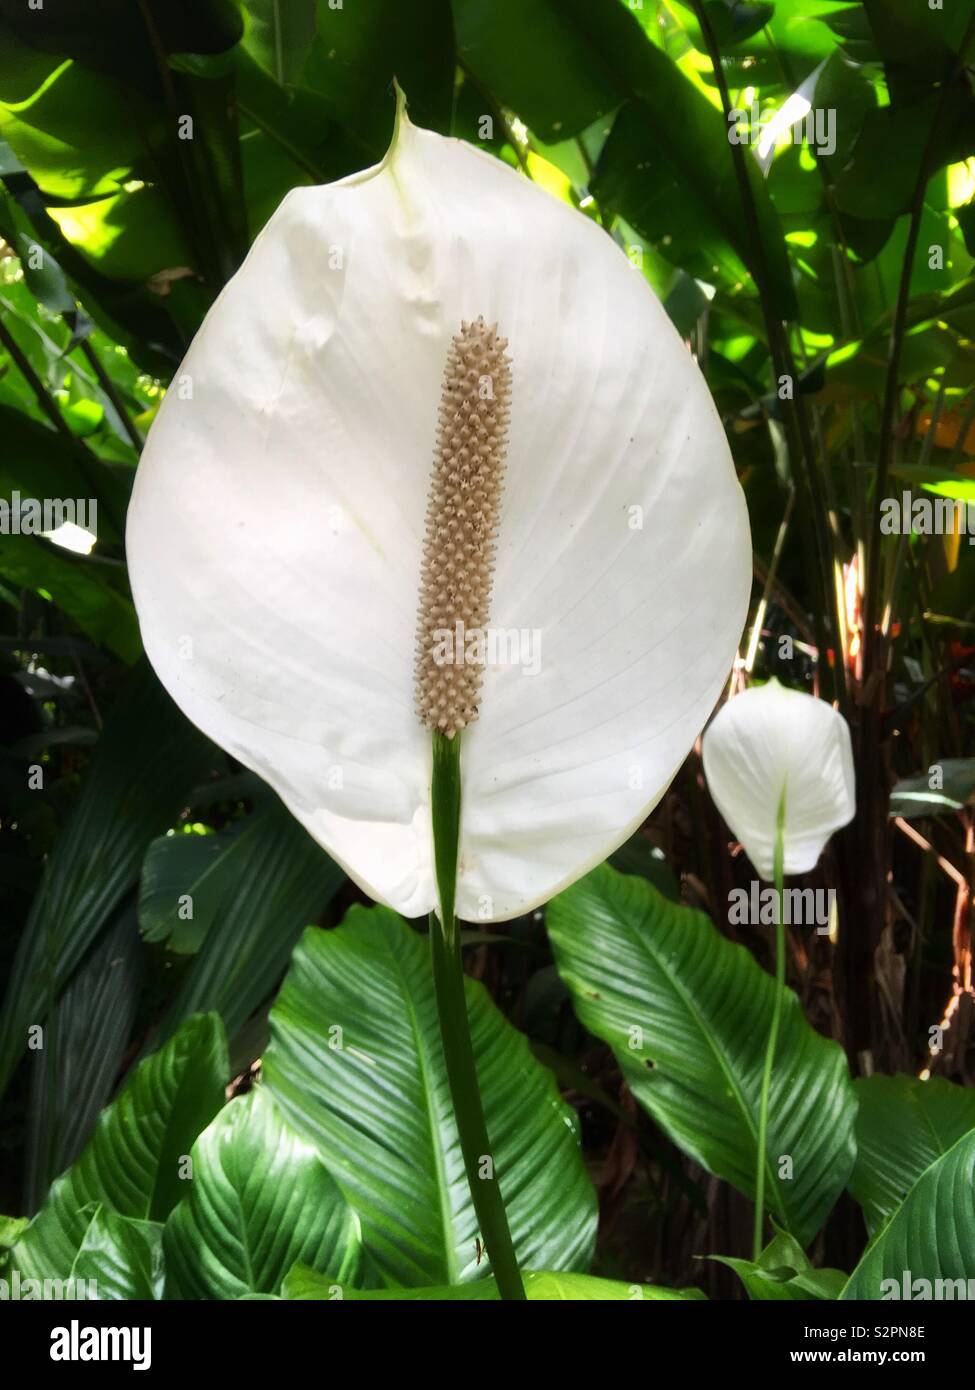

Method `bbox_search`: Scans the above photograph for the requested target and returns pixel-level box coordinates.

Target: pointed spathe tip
[390,77,412,142]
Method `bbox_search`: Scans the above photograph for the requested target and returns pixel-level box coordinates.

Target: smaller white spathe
[701,679,855,880]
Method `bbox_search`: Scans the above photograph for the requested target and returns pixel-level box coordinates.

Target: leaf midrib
[390,935,459,1286]
[597,892,786,1227]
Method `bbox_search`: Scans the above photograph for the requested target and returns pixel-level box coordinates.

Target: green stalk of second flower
[429,728,526,1300]
[752,786,787,1261]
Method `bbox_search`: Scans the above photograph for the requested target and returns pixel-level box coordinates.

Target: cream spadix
[701,679,856,880]
[126,94,752,922]
[415,317,511,737]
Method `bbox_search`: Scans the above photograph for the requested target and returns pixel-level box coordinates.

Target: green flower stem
[429,730,526,1300]
[752,791,787,1261]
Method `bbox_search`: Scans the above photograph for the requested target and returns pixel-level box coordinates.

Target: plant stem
[428,730,526,1300]
[753,790,787,1261]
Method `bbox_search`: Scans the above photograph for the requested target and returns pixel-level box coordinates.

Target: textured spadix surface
[127,102,751,921]
[702,680,856,880]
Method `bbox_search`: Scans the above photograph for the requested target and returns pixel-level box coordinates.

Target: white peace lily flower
[126,96,751,922]
[701,678,856,880]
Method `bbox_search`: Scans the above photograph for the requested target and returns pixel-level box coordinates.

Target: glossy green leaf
[0,1215,29,1249]
[454,0,798,316]
[0,180,184,373]
[713,1227,847,1301]
[0,537,139,661]
[888,759,975,818]
[241,0,318,84]
[0,386,133,550]
[958,201,975,258]
[841,1129,975,1299]
[834,89,975,221]
[453,0,619,139]
[263,905,598,1287]
[163,1088,363,1300]
[9,1014,227,1283]
[546,864,857,1247]
[0,188,74,313]
[850,1074,975,1236]
[702,1,776,47]
[72,1209,164,1301]
[305,0,455,156]
[151,795,345,1044]
[863,0,974,103]
[0,46,148,200]
[283,1265,704,1300]
[25,902,143,1211]
[139,828,232,954]
[888,465,975,502]
[0,0,242,92]
[0,663,214,1096]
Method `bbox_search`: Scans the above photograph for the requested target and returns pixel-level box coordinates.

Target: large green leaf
[139,829,229,954]
[163,1087,364,1300]
[25,901,143,1211]
[150,794,345,1045]
[0,177,185,373]
[241,0,318,84]
[283,1265,704,1301]
[546,865,857,1247]
[72,1210,165,1301]
[0,662,214,1096]
[849,1074,975,1236]
[9,1013,227,1283]
[834,89,975,221]
[0,42,149,200]
[306,0,455,157]
[841,1129,975,1300]
[0,0,242,93]
[713,1227,847,1301]
[452,0,618,138]
[263,905,598,1287]
[888,759,975,819]
[0,537,139,662]
[863,0,974,102]
[453,0,797,317]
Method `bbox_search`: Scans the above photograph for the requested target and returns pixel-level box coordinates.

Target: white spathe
[702,679,855,880]
[126,98,752,921]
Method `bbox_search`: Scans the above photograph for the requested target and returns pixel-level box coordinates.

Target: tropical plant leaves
[453,0,798,316]
[72,1209,165,1300]
[888,759,975,818]
[9,1013,227,1284]
[545,864,857,1247]
[0,662,214,1097]
[24,900,143,1211]
[0,537,139,662]
[139,829,228,954]
[149,794,346,1046]
[163,1087,364,1300]
[263,905,598,1287]
[841,1129,975,1300]
[241,0,318,85]
[849,1074,975,1236]
[282,1265,704,1301]
[307,0,455,154]
[713,1227,847,1301]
